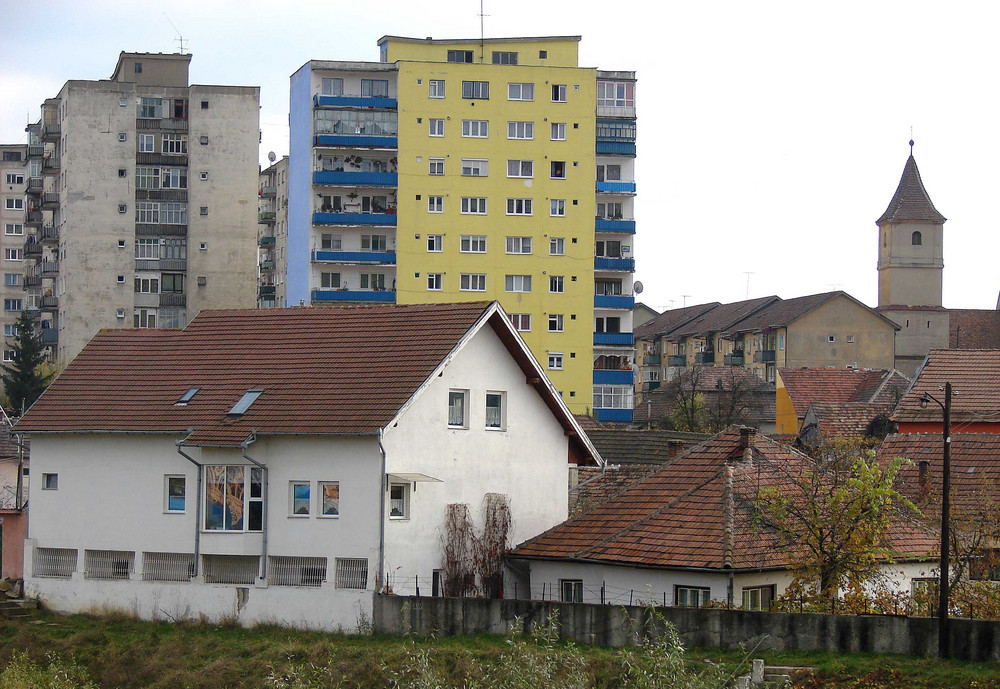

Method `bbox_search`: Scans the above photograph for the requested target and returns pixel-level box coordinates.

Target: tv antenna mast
[478,0,489,61]
[163,13,188,53]
[743,272,754,299]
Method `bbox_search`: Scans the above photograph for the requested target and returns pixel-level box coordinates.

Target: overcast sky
[3,0,997,312]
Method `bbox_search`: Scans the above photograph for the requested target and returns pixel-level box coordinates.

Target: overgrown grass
[0,611,998,688]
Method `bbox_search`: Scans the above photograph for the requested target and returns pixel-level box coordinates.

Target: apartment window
[597,202,625,220]
[549,276,564,293]
[742,585,776,611]
[429,157,445,175]
[138,134,155,153]
[204,466,264,532]
[290,482,311,516]
[4,249,21,261]
[492,51,518,64]
[320,233,342,250]
[5,173,24,185]
[461,159,488,177]
[778,333,784,350]
[43,473,59,490]
[360,273,386,290]
[505,274,532,292]
[675,586,711,608]
[429,118,445,137]
[506,198,532,216]
[161,168,187,189]
[460,235,487,253]
[551,84,567,102]
[847,334,855,343]
[320,272,341,289]
[596,239,622,257]
[2,351,12,363]
[485,392,505,429]
[507,121,534,139]
[448,50,474,63]
[4,224,23,236]
[548,314,564,332]
[361,79,389,97]
[560,579,583,603]
[462,81,489,99]
[428,80,446,98]
[426,234,444,252]
[550,161,566,179]
[448,389,468,427]
[162,134,187,155]
[161,202,187,224]
[597,80,635,108]
[321,78,344,96]
[426,273,443,290]
[361,234,388,251]
[593,385,633,410]
[551,123,567,141]
[138,97,162,119]
[4,273,21,287]
[3,299,22,312]
[134,308,156,328]
[595,279,623,296]
[319,481,339,517]
[134,277,159,294]
[596,316,621,333]
[201,101,209,110]
[548,352,563,370]
[506,236,532,254]
[460,197,487,214]
[165,476,186,512]
[509,313,531,331]
[550,199,566,217]
[597,164,622,182]
[427,196,443,213]
[4,199,23,211]
[462,120,488,138]
[507,83,534,101]
[135,238,159,258]
[2,324,16,337]
[828,335,836,343]
[161,273,183,293]
[460,273,486,291]
[507,160,533,178]
[389,484,410,519]
[135,166,159,189]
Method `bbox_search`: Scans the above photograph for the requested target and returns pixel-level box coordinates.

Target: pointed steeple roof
[877,153,947,224]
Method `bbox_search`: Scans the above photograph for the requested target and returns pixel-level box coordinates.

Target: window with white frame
[136,202,158,223]
[428,80,445,98]
[459,273,486,291]
[135,166,159,189]
[461,159,488,177]
[644,369,661,382]
[320,233,342,250]
[320,272,341,289]
[3,323,17,337]
[161,167,187,189]
[506,159,533,178]
[134,276,159,294]
[550,200,566,217]
[549,275,565,293]
[3,299,22,312]
[428,157,444,175]
[448,389,468,427]
[290,481,311,516]
[492,51,517,65]
[428,118,444,137]
[593,385,633,409]
[361,79,389,97]
[4,273,21,287]
[4,224,23,236]
[321,78,344,96]
[161,202,187,224]
[5,173,23,185]
[426,234,443,252]
[548,352,563,370]
[550,161,566,179]
[204,465,264,531]
[560,579,583,602]
[505,274,532,292]
[460,197,487,214]
[548,314,564,332]
[427,196,443,213]
[162,134,187,155]
[4,199,23,211]
[361,234,388,251]
[319,481,339,516]
[507,83,534,101]
[460,235,487,253]
[485,391,505,429]
[427,273,443,290]
[741,585,775,611]
[138,134,155,153]
[505,236,532,254]
[551,123,567,140]
[462,120,488,138]
[551,84,567,102]
[675,586,710,607]
[506,198,532,216]
[597,80,634,108]
[507,121,534,139]
[360,273,386,290]
[2,350,14,363]
[461,81,489,99]
[389,483,410,518]
[550,237,565,255]
[4,249,22,261]
[165,475,186,512]
[509,313,531,331]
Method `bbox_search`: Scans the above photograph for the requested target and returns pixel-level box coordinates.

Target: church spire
[877,144,946,224]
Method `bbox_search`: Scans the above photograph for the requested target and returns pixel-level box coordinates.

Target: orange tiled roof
[949,310,1000,349]
[571,464,662,514]
[802,402,895,439]
[893,349,1000,425]
[779,368,904,420]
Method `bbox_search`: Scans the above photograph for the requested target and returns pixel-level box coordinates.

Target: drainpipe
[241,431,268,581]
[377,428,387,594]
[176,431,203,577]
[723,462,735,609]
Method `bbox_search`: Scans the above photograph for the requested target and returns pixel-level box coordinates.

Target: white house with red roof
[15,302,599,630]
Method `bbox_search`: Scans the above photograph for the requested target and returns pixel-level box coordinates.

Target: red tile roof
[779,368,907,420]
[633,302,719,340]
[893,349,1000,426]
[801,402,895,441]
[571,464,662,514]
[949,310,1000,349]
[725,292,899,336]
[585,429,708,465]
[668,296,779,339]
[877,154,947,224]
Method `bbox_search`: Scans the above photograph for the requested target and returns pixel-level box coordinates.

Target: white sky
[3,0,998,312]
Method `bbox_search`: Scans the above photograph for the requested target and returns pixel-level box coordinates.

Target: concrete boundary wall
[374,595,1000,662]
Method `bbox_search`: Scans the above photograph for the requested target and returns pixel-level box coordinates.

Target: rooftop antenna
[681,294,690,307]
[743,272,754,299]
[479,0,488,62]
[910,126,914,155]
[163,13,188,54]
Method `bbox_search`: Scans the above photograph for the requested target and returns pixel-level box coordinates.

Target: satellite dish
[633,280,644,294]
[267,151,276,163]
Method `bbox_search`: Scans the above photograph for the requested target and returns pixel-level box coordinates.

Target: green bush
[0,653,97,689]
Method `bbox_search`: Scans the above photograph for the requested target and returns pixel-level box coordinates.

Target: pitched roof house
[892,349,1000,434]
[16,302,598,629]
[775,367,910,435]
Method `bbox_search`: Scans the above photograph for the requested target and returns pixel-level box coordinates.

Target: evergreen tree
[2,311,52,415]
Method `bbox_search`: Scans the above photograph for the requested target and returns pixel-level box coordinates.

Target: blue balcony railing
[313,171,398,187]
[314,94,397,109]
[594,408,633,423]
[596,141,636,156]
[594,332,633,346]
[311,250,396,264]
[312,212,397,226]
[594,257,635,271]
[596,181,636,194]
[311,289,396,303]
[594,294,635,310]
[595,219,636,233]
[593,370,634,385]
[314,134,398,148]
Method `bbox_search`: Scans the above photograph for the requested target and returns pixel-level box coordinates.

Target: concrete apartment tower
[282,36,638,420]
[875,143,948,377]
[25,52,260,366]
[0,145,29,359]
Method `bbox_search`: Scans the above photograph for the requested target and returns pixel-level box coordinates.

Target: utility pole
[939,381,952,659]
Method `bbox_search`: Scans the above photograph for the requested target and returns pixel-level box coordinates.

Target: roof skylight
[174,388,200,406]
[228,389,263,416]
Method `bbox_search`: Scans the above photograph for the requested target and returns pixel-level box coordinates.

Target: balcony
[39,225,58,244]
[23,241,41,258]
[593,369,634,386]
[41,192,58,210]
[313,171,398,187]
[642,381,661,393]
[27,145,44,159]
[724,353,745,366]
[26,177,43,194]
[258,285,276,297]
[644,354,661,366]
[313,94,398,109]
[311,289,395,303]
[596,141,636,156]
[593,332,633,346]
[311,250,396,264]
[753,350,777,364]
[695,351,715,364]
[259,260,275,271]
[135,223,188,237]
[259,186,276,197]
[41,329,58,344]
[595,218,636,234]
[594,257,635,272]
[312,212,396,227]
[42,156,60,175]
[23,275,41,288]
[258,235,276,248]
[25,211,42,226]
[594,408,633,423]
[596,181,636,194]
[39,295,58,311]
[594,294,635,310]
[314,134,398,149]
[39,261,59,277]
[259,211,276,224]
[159,293,187,307]
[667,355,687,367]
[41,123,60,142]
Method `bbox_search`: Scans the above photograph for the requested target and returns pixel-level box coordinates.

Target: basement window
[228,389,263,416]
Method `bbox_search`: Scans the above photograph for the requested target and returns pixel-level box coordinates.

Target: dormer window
[175,388,200,406]
[228,389,263,416]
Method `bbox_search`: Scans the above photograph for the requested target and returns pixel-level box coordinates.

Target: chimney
[738,426,754,453]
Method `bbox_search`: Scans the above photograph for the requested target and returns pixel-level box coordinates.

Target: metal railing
[335,557,369,589]
[269,556,327,587]
[142,552,195,582]
[84,549,134,580]
[34,547,77,578]
[203,554,258,584]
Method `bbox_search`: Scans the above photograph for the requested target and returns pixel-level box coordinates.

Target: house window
[507,83,534,101]
[548,352,564,370]
[426,234,443,252]
[462,120,488,138]
[448,390,469,427]
[550,200,566,217]
[204,465,264,532]
[321,78,344,95]
[361,79,389,97]
[460,197,487,214]
[389,484,410,519]
[551,123,567,141]
[549,276,565,293]
[741,584,776,611]
[4,199,23,211]
[461,81,489,100]
[42,473,58,490]
[492,51,517,65]
[320,272,341,289]
[320,481,340,517]
[290,481,311,516]
[507,159,533,178]
[485,392,505,429]
[428,118,444,137]
[428,80,446,98]
[505,274,532,292]
[165,475,186,512]
[551,84,567,102]
[427,273,443,290]
[162,134,187,155]
[460,159,488,177]
[428,157,445,175]
[427,196,443,213]
[459,273,486,291]
[550,237,565,254]
[675,586,710,608]
[509,313,531,331]
[550,161,566,179]
[560,579,583,603]
[548,314,564,332]
[460,235,487,252]
[447,50,473,63]
[507,121,534,139]
[506,198,532,216]
[912,231,922,246]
